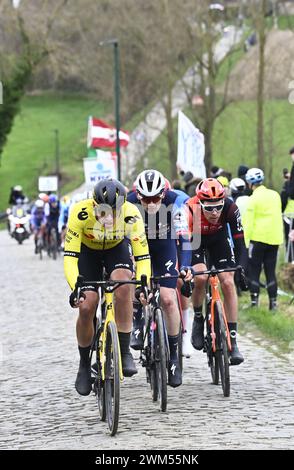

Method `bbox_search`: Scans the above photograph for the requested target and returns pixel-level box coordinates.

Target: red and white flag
[87,117,130,149]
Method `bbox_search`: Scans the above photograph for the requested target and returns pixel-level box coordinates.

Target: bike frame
[208,275,232,353]
[99,288,123,381]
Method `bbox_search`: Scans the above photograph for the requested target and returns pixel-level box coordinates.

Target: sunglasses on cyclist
[137,193,164,204]
[200,202,224,212]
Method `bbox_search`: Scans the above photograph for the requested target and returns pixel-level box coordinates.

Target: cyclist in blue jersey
[58,196,71,249]
[31,199,46,253]
[128,169,192,387]
[171,180,194,358]
[45,194,61,247]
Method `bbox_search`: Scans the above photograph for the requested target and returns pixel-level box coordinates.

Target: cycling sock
[228,323,237,346]
[168,334,179,361]
[118,332,131,355]
[78,345,91,365]
[193,306,203,318]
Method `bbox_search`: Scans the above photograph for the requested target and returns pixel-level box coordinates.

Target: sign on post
[83,150,117,184]
[38,176,58,192]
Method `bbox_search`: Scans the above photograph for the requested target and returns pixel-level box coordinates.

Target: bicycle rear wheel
[154,308,167,412]
[37,235,43,260]
[214,301,230,397]
[104,321,120,435]
[50,228,58,260]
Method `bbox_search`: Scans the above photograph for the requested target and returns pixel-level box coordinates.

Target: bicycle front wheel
[50,228,58,260]
[154,308,168,412]
[214,301,230,397]
[93,329,106,422]
[205,312,219,386]
[104,321,120,436]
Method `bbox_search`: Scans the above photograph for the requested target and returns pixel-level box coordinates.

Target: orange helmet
[164,178,171,191]
[196,178,225,202]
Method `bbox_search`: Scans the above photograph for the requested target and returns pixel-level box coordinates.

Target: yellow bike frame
[99,290,123,381]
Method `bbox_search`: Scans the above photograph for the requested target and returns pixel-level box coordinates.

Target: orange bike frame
[209,275,232,353]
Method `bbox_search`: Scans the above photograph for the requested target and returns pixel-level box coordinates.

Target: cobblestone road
[0,231,293,450]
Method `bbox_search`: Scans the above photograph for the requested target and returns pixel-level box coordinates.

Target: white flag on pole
[177,111,206,178]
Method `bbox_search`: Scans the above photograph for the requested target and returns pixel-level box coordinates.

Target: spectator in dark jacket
[237,165,251,196]
[281,148,294,261]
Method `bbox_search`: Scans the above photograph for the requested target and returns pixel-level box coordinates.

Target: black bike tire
[178,322,183,372]
[154,308,167,412]
[37,237,43,260]
[51,228,58,260]
[214,301,230,397]
[176,291,183,372]
[205,311,219,386]
[94,327,106,422]
[105,321,120,436]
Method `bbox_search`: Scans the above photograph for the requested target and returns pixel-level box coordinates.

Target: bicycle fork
[100,291,124,381]
[209,277,232,353]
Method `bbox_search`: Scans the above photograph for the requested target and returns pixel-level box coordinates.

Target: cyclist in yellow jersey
[64,179,151,396]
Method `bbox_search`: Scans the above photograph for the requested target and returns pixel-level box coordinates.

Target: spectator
[237,165,251,196]
[211,166,231,181]
[242,168,283,311]
[210,166,224,178]
[217,175,230,197]
[229,178,250,217]
[182,171,201,197]
[281,148,294,261]
[171,179,182,191]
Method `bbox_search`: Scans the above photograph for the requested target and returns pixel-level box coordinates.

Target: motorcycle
[7,205,31,245]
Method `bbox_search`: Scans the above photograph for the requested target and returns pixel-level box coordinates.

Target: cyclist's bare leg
[177,279,193,357]
[191,263,208,350]
[160,286,182,386]
[111,268,133,332]
[218,271,238,322]
[111,268,137,376]
[218,271,243,364]
[76,291,99,347]
[192,263,208,308]
[160,287,180,336]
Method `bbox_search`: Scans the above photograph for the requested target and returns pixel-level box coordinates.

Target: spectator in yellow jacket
[242,168,283,311]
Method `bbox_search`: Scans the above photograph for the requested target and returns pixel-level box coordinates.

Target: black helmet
[93,178,126,209]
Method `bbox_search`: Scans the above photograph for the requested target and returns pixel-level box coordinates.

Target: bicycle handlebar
[75,274,148,291]
[192,265,243,277]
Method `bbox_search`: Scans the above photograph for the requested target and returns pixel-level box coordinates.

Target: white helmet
[245,168,264,185]
[229,177,246,193]
[35,199,44,208]
[14,185,22,192]
[136,169,165,197]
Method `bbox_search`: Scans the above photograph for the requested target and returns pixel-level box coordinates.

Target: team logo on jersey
[68,228,79,238]
[125,215,140,224]
[165,259,173,271]
[78,208,88,221]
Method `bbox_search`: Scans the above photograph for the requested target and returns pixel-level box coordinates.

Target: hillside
[226,29,294,100]
[0,94,109,211]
